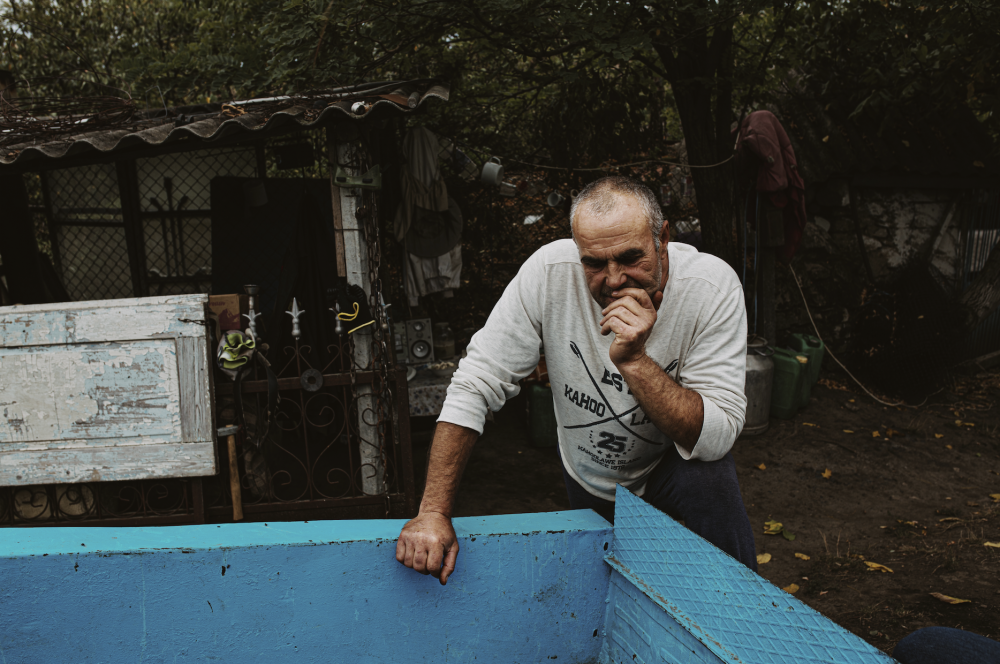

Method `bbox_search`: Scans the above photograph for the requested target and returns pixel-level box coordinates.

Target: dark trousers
[561,445,758,572]
[894,627,1000,664]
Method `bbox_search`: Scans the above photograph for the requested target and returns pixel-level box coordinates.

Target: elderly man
[396,175,756,585]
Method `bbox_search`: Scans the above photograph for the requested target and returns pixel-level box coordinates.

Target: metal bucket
[742,335,774,436]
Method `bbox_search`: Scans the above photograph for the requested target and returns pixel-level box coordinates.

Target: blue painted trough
[0,489,895,663]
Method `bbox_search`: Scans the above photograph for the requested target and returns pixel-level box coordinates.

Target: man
[396,176,756,585]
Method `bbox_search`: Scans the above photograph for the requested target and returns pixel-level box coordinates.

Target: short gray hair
[569,176,666,250]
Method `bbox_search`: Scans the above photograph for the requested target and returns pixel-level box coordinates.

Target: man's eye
[581,259,605,269]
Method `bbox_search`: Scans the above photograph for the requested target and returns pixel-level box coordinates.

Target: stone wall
[771,182,964,350]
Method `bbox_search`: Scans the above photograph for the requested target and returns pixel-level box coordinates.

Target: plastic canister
[433,322,456,361]
[526,384,559,448]
[770,348,808,419]
[742,336,774,436]
[788,333,825,388]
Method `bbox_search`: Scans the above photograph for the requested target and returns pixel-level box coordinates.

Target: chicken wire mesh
[47,162,133,301]
[138,146,257,296]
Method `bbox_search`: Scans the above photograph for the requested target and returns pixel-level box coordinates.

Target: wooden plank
[177,335,213,443]
[0,340,181,444]
[330,176,348,279]
[0,441,216,486]
[0,293,217,485]
[0,294,207,347]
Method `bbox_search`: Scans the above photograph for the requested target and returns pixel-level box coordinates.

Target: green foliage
[2,0,997,265]
[774,1,999,140]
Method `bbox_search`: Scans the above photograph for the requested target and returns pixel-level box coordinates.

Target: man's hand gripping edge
[396,510,460,585]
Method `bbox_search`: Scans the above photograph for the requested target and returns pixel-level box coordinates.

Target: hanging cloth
[404,244,463,307]
[393,127,449,241]
[738,110,808,262]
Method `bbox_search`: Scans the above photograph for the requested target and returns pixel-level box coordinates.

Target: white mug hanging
[481,157,504,187]
[547,191,565,207]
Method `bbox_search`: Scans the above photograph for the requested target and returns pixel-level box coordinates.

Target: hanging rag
[738,110,807,262]
[393,127,450,241]
[406,196,463,259]
[404,244,463,307]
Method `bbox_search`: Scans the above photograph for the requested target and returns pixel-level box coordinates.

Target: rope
[337,301,360,321]
[788,264,908,408]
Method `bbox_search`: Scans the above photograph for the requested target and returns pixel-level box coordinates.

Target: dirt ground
[410,367,1000,655]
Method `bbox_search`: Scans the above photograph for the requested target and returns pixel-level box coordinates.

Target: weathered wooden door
[0,295,216,485]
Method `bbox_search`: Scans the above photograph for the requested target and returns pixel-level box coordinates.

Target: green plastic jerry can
[788,333,825,388]
[770,348,809,419]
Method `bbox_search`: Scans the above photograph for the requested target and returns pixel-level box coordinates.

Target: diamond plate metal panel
[606,487,896,664]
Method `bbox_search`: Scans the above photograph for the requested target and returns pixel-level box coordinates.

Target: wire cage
[1,128,415,527]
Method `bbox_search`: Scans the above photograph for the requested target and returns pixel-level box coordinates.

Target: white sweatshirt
[438,239,748,501]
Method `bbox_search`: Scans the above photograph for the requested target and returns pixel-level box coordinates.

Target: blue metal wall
[0,512,611,663]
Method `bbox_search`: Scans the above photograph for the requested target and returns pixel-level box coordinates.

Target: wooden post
[329,132,382,496]
[219,425,243,521]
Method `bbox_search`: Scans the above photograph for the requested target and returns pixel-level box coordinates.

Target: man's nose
[606,265,627,289]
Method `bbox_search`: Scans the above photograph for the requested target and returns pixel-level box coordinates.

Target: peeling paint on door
[0,295,217,486]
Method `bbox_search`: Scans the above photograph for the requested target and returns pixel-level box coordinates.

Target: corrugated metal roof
[769,92,998,184]
[0,80,448,169]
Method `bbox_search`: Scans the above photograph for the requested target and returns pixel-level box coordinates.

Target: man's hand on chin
[600,287,664,368]
[396,511,460,585]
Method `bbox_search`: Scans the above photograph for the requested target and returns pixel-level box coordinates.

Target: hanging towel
[393,127,449,241]
[404,244,462,306]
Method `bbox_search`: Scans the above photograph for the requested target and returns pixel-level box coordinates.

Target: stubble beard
[596,260,663,309]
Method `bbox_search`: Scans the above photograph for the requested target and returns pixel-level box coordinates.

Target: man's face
[574,196,668,309]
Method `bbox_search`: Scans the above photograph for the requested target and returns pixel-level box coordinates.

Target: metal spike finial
[287,298,305,340]
[330,302,344,336]
[243,284,260,337]
[242,310,262,338]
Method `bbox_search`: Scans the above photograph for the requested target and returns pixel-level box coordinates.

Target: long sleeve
[677,283,748,461]
[437,247,548,434]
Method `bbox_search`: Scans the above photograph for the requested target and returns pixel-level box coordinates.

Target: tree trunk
[654,17,739,271]
[960,238,1000,332]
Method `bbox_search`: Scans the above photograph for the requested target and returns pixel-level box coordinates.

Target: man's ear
[659,220,670,249]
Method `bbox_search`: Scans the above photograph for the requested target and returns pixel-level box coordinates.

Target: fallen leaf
[898,519,919,527]
[902,140,910,147]
[939,517,960,522]
[803,422,818,427]
[819,590,829,596]
[886,428,903,438]
[964,422,975,427]
[782,529,796,542]
[865,561,893,573]
[821,469,832,479]
[764,519,784,535]
[935,434,944,439]
[946,445,953,450]
[983,542,1000,548]
[843,430,854,434]
[795,553,811,560]
[758,463,766,470]
[930,592,970,605]
[757,552,772,564]
[783,583,800,593]
[822,135,830,142]
[849,399,855,402]
[990,494,1000,503]
[872,431,881,438]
